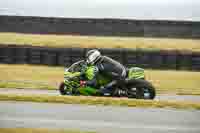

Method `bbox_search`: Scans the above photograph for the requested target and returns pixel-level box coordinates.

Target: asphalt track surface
[0,101,200,133]
[1,88,200,102]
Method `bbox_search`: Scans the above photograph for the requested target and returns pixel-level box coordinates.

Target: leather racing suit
[82,56,127,94]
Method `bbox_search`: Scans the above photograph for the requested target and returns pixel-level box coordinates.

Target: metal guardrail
[0,15,200,38]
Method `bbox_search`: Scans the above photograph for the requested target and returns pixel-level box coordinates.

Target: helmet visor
[86,51,100,65]
[87,55,95,64]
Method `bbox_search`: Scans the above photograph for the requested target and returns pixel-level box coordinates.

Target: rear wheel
[126,79,156,100]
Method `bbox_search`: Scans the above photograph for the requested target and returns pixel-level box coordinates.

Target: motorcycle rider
[81,49,127,95]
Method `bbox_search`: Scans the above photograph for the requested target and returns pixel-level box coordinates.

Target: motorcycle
[59,60,156,99]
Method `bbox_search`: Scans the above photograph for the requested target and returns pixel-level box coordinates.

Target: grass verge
[0,32,200,51]
[145,69,200,95]
[0,93,200,110]
[0,81,55,90]
[0,128,95,133]
[1,64,200,95]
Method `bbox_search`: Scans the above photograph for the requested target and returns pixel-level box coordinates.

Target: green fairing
[64,71,81,78]
[78,86,98,95]
[63,65,113,95]
[64,80,98,96]
[128,67,145,79]
[63,66,99,95]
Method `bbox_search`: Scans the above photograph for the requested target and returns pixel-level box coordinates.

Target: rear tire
[126,79,156,100]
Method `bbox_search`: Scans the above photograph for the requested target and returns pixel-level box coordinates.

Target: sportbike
[59,60,156,99]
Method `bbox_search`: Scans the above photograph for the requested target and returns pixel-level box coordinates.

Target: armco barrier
[0,15,200,38]
[191,53,200,70]
[15,47,28,64]
[28,48,41,64]
[162,51,177,69]
[0,46,15,64]
[0,45,200,71]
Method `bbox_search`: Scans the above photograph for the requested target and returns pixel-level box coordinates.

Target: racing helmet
[86,49,101,65]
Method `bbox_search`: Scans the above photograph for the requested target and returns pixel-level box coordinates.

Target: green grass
[0,64,63,82]
[0,81,55,90]
[0,128,95,133]
[0,93,200,110]
[1,64,200,95]
[145,70,200,95]
[0,32,200,51]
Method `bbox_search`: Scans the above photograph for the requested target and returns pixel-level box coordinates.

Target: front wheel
[126,79,156,100]
[59,82,72,95]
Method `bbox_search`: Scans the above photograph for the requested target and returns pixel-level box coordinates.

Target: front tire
[59,82,68,95]
[126,79,156,100]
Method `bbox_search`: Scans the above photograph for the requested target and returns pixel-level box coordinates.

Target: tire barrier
[0,15,200,38]
[191,53,200,70]
[0,45,200,71]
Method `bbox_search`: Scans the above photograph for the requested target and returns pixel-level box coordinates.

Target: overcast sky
[0,0,199,21]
